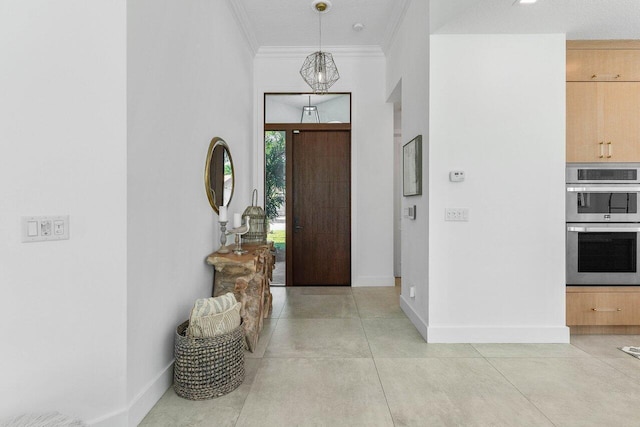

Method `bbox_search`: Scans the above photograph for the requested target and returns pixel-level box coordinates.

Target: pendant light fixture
[301,95,320,123]
[300,1,340,94]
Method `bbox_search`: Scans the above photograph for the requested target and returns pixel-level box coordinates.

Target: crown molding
[255,45,385,59]
[382,0,411,54]
[227,0,259,55]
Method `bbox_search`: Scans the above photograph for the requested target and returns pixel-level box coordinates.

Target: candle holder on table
[229,216,251,255]
[217,221,230,254]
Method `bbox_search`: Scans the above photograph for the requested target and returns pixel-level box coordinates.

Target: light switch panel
[445,208,469,222]
[22,216,70,242]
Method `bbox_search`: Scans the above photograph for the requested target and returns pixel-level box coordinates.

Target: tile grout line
[578,349,640,381]
[233,356,268,427]
[569,338,640,380]
[355,288,397,427]
[234,296,285,427]
[476,349,559,427]
[370,357,398,427]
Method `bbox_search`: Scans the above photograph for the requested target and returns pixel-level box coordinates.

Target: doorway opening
[265,130,286,285]
[264,93,352,286]
[389,80,403,283]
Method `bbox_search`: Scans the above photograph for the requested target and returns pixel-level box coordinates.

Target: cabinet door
[602,83,640,162]
[566,291,640,326]
[566,82,602,162]
[567,49,640,82]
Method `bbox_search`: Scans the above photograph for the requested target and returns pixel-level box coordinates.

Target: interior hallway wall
[385,0,431,337]
[127,0,255,424]
[428,34,568,343]
[0,1,128,423]
[393,100,403,278]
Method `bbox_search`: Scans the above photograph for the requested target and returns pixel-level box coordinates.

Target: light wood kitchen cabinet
[567,286,640,334]
[567,48,640,82]
[566,82,598,162]
[566,81,640,162]
[566,41,640,335]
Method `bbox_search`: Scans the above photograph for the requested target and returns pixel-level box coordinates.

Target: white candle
[218,205,227,222]
[233,213,242,228]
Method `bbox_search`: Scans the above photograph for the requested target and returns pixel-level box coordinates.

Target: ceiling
[430,0,640,40]
[230,0,407,52]
[231,0,640,53]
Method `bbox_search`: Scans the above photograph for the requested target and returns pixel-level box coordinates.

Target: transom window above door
[265,93,351,124]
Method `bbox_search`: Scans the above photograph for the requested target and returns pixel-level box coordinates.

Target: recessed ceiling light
[516,0,538,4]
[352,23,364,32]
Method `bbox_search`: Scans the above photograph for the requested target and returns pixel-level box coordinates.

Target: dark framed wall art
[403,135,422,196]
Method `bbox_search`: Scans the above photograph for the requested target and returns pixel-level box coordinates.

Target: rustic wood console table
[206,243,274,352]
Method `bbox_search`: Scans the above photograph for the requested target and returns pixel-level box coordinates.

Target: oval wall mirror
[204,137,234,214]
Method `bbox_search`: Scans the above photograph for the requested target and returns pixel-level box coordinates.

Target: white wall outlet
[409,286,416,298]
[445,208,469,222]
[54,220,65,235]
[22,216,70,242]
[40,220,52,236]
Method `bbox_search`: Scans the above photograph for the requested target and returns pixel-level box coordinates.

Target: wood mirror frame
[204,137,234,214]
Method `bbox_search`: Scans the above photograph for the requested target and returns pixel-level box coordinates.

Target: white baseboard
[352,275,396,287]
[88,409,127,427]
[127,360,174,426]
[86,359,173,427]
[426,325,571,343]
[398,296,570,344]
[399,294,428,341]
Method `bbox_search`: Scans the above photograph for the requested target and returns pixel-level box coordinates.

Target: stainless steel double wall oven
[566,163,640,286]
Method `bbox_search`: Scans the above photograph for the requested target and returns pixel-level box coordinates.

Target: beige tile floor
[141,286,640,427]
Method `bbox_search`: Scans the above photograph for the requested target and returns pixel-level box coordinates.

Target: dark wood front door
[291,129,351,285]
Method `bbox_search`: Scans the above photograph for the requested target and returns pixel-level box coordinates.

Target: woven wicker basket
[174,320,245,400]
[242,189,268,245]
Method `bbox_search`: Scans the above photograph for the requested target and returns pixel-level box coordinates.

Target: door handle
[591,74,621,80]
[566,186,640,192]
[568,226,640,233]
[607,141,613,158]
[599,141,605,158]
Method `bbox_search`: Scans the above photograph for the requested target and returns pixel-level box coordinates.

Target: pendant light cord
[318,12,322,52]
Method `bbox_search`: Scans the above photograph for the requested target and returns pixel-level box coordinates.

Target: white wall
[385,0,431,337]
[0,0,127,424]
[254,48,395,287]
[428,34,569,343]
[127,0,254,424]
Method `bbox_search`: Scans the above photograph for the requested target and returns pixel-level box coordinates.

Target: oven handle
[567,226,640,233]
[566,186,640,192]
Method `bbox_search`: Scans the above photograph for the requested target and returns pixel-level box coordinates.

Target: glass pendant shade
[301,95,320,123]
[300,51,340,93]
[301,106,320,123]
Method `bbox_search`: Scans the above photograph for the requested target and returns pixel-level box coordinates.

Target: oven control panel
[567,163,640,184]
